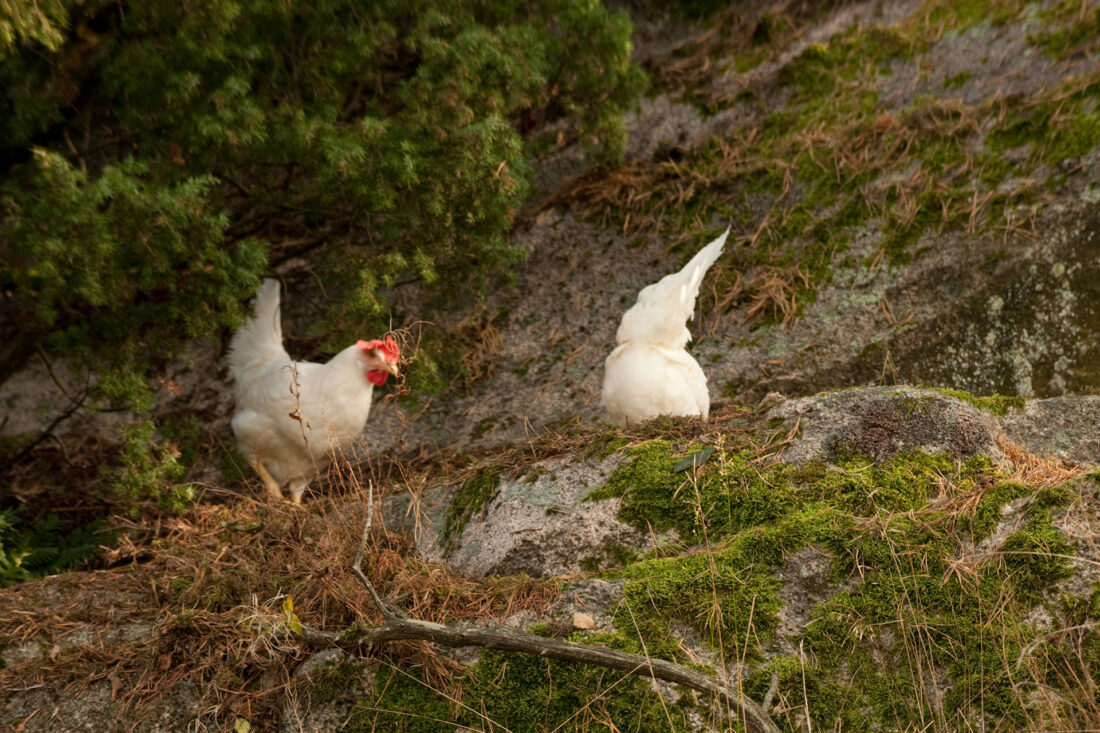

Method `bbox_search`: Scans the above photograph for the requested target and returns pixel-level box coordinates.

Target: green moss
[814,451,963,513]
[943,70,971,89]
[776,520,1045,729]
[1002,520,1074,597]
[591,441,799,542]
[169,576,192,594]
[922,0,1023,32]
[349,665,455,732]
[304,659,367,701]
[589,433,1085,729]
[927,387,1027,416]
[586,440,677,502]
[442,468,500,545]
[987,82,1100,167]
[961,480,1031,541]
[753,474,1076,731]
[353,639,695,732]
[470,641,694,731]
[579,555,601,573]
[583,432,630,461]
[617,527,787,657]
[1030,0,1100,58]
[798,568,1032,726]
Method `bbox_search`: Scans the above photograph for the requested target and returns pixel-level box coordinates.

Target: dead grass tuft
[998,439,1085,488]
[456,310,503,389]
[742,266,810,326]
[0,458,562,729]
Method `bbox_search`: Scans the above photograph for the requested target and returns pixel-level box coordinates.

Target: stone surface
[446,456,653,578]
[384,454,658,578]
[1002,396,1100,467]
[3,679,204,733]
[281,649,373,733]
[382,484,452,565]
[766,386,1005,465]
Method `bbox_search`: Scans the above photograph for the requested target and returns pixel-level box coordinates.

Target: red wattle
[367,369,389,386]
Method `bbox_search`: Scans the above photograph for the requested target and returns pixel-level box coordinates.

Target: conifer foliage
[0,0,644,408]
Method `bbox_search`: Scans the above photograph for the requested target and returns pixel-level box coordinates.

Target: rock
[382,484,452,565]
[552,579,624,630]
[443,456,654,578]
[772,545,851,655]
[766,386,1004,465]
[1001,396,1100,467]
[2,679,204,733]
[281,649,373,733]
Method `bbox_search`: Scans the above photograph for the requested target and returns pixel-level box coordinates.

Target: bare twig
[304,483,782,733]
[352,481,407,623]
[0,352,91,471]
[300,620,780,733]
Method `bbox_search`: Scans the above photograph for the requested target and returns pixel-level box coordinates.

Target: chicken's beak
[386,361,400,377]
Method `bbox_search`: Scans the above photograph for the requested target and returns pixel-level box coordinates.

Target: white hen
[601,227,730,426]
[228,279,400,503]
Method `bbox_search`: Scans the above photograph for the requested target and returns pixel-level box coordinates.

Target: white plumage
[601,227,729,426]
[228,279,400,503]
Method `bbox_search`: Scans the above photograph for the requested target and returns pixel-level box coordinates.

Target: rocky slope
[2,0,1100,731]
[3,386,1100,731]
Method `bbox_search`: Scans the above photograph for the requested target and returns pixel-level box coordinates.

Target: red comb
[357,336,400,361]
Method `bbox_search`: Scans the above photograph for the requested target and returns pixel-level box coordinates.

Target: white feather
[601,227,729,426]
[228,279,380,501]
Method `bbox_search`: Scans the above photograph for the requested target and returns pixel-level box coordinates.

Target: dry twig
[302,481,782,733]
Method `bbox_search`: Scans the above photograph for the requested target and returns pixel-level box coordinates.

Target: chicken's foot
[251,460,284,501]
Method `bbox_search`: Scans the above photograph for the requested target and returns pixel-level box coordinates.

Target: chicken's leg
[288,477,310,505]
[251,460,284,501]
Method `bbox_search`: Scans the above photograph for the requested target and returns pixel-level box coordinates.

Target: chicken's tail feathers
[639,225,729,319]
[679,226,729,311]
[228,278,289,381]
[616,226,730,348]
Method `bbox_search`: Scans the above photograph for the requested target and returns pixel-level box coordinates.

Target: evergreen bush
[0,0,644,405]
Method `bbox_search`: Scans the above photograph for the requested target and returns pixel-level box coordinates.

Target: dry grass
[456,311,503,389]
[0,457,560,729]
[741,266,810,326]
[528,0,1091,354]
[998,438,1086,489]
[3,402,1097,730]
[0,403,774,730]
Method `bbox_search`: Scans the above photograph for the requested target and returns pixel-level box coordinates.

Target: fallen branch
[300,482,782,733]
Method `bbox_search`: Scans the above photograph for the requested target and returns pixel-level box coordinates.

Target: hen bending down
[228,279,400,503]
[601,227,729,426]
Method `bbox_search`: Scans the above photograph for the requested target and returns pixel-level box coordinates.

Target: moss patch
[589,430,1084,730]
[927,386,1027,415]
[561,4,1100,344]
[349,665,455,733]
[352,637,697,732]
[442,468,501,546]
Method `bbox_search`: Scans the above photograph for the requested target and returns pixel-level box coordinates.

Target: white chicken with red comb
[601,227,729,426]
[228,278,400,503]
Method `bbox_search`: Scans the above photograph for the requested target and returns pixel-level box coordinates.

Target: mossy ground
[351,639,698,733]
[343,419,1092,732]
[584,436,1083,731]
[925,387,1026,416]
[560,0,1100,335]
